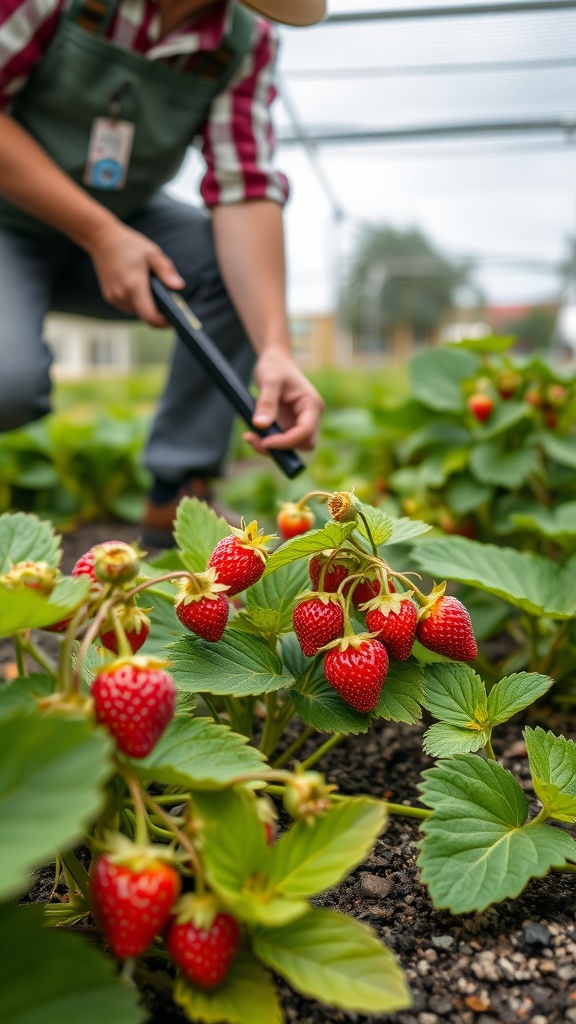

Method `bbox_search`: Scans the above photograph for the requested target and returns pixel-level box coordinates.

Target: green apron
[0,0,254,234]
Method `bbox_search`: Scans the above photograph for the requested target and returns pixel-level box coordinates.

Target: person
[0,0,326,546]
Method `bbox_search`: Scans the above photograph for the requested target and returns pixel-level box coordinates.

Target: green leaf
[355,503,393,545]
[0,511,61,572]
[538,431,576,470]
[448,335,515,354]
[423,722,490,757]
[469,440,539,488]
[418,755,576,913]
[252,908,410,1014]
[0,710,112,898]
[264,522,357,575]
[0,673,55,715]
[413,536,576,619]
[487,673,554,725]
[135,716,267,789]
[174,947,281,1024]
[421,663,490,756]
[0,904,146,1024]
[409,347,479,412]
[445,474,493,517]
[380,515,432,546]
[174,496,230,573]
[510,501,576,542]
[423,662,488,727]
[289,673,373,732]
[0,576,91,637]
[477,400,531,439]
[373,660,425,724]
[192,789,308,927]
[525,727,576,823]
[244,559,310,637]
[168,632,289,696]
[268,798,387,897]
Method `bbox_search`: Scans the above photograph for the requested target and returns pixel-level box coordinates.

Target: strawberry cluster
[292,542,478,715]
[90,840,241,991]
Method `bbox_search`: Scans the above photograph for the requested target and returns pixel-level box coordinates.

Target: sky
[167,0,576,316]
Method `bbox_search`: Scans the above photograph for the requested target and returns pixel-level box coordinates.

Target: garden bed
[5,519,576,1024]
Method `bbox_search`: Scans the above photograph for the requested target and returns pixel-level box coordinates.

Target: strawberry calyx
[36,691,94,717]
[100,602,151,635]
[294,589,343,608]
[98,833,182,872]
[100,653,171,674]
[1,560,59,594]
[317,630,382,654]
[92,541,142,586]
[170,892,222,931]
[228,520,276,564]
[359,591,407,617]
[174,568,230,606]
[416,581,448,620]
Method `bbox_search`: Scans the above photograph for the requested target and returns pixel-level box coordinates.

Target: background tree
[340,225,477,354]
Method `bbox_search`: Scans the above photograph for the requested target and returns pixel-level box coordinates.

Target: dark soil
[5,521,576,1024]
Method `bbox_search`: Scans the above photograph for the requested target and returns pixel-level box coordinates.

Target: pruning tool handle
[150,276,305,480]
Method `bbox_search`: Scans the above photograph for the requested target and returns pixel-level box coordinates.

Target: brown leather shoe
[142,477,241,550]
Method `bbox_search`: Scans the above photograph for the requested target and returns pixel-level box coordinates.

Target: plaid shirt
[0,0,289,207]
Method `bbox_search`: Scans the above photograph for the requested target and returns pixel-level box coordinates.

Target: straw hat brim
[240,0,326,26]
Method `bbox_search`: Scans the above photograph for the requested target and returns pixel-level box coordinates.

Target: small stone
[417,1014,439,1024]
[431,934,455,950]
[565,1010,576,1024]
[531,1017,548,1024]
[359,872,393,899]
[428,996,453,1015]
[558,965,576,982]
[465,996,491,1013]
[521,922,552,947]
[505,739,527,757]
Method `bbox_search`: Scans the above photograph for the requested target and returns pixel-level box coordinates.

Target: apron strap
[65,0,117,36]
[194,3,254,86]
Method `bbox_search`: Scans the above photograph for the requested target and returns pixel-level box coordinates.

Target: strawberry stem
[272,725,316,769]
[125,771,151,847]
[123,570,196,601]
[385,802,431,820]
[299,732,344,770]
[141,788,206,894]
[356,510,378,557]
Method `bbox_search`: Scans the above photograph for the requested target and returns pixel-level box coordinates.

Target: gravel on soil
[2,520,576,1024]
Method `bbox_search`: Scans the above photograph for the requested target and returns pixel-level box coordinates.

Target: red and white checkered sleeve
[0,0,61,112]
[198,17,289,208]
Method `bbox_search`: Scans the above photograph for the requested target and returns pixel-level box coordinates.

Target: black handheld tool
[150,276,305,480]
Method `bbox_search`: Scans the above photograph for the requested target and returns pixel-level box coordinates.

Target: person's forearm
[0,112,118,250]
[211,200,292,356]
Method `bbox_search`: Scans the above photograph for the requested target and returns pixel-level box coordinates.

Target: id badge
[84,118,135,190]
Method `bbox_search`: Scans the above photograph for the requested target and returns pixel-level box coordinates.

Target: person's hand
[87,220,184,326]
[243,351,325,453]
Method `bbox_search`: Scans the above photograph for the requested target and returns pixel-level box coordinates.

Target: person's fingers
[149,249,185,290]
[252,378,282,429]
[129,274,168,327]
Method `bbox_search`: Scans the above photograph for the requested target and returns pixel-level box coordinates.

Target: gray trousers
[0,194,255,483]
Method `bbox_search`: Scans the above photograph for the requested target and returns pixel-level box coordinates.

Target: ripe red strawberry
[277,501,315,540]
[324,636,388,713]
[91,846,181,958]
[365,595,418,661]
[416,594,477,661]
[174,569,230,642]
[166,897,241,991]
[351,575,381,610]
[468,393,494,423]
[99,605,150,654]
[72,549,97,581]
[207,521,274,596]
[293,594,344,657]
[308,550,358,594]
[91,656,176,758]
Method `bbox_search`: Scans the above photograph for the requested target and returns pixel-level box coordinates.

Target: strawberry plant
[2,493,576,1022]
[0,509,411,1023]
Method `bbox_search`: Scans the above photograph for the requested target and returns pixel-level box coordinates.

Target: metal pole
[323,2,576,24]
